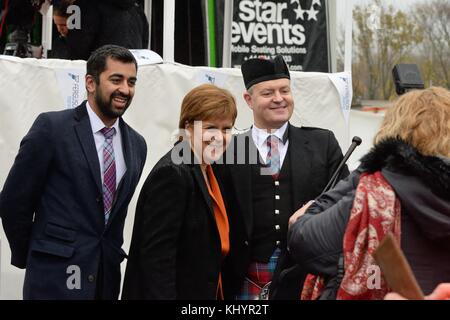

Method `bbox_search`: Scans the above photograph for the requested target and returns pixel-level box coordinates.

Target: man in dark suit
[0,45,147,299]
[220,55,349,299]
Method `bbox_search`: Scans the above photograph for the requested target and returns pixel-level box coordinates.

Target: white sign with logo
[196,70,229,87]
[130,50,164,66]
[328,71,353,125]
[55,69,86,109]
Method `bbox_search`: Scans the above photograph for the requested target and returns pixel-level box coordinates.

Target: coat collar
[74,102,103,193]
[229,129,255,238]
[287,124,313,207]
[360,138,450,199]
[173,140,215,216]
[108,117,133,227]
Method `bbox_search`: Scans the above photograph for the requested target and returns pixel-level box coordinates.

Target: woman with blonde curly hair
[288,86,450,300]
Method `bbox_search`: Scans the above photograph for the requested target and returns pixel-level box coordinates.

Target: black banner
[150,0,207,66]
[231,0,329,72]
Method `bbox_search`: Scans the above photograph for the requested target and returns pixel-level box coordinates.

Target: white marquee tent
[0,55,381,299]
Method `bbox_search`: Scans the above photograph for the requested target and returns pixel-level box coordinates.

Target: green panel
[207,0,216,67]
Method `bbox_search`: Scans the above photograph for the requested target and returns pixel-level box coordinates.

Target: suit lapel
[192,164,215,220]
[74,103,102,194]
[230,131,255,238]
[106,119,133,228]
[288,124,313,207]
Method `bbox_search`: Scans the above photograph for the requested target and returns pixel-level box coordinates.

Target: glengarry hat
[241,55,290,90]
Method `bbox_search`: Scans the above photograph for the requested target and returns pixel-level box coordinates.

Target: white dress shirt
[86,102,126,188]
[251,122,289,166]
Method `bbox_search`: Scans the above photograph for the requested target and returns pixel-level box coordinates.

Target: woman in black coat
[122,84,237,300]
[288,86,450,299]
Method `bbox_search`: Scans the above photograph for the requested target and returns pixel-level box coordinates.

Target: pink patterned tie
[100,127,116,225]
[266,135,281,179]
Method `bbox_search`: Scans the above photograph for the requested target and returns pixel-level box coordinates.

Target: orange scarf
[206,165,230,299]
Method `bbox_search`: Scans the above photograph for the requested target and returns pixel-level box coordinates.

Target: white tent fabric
[0,56,380,299]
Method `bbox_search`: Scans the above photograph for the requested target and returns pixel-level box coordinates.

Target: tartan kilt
[236,248,281,300]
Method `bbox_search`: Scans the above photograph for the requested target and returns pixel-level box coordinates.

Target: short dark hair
[53,0,74,18]
[86,45,138,84]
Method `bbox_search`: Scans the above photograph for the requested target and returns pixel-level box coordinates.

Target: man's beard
[95,89,132,120]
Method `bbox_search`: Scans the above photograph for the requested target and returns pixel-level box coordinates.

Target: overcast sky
[337,0,428,24]
[352,0,428,9]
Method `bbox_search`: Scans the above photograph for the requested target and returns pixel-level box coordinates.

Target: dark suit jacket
[122,142,232,300]
[218,123,349,297]
[0,102,147,299]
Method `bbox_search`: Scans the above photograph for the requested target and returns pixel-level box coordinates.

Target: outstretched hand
[288,200,314,228]
[385,283,450,300]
